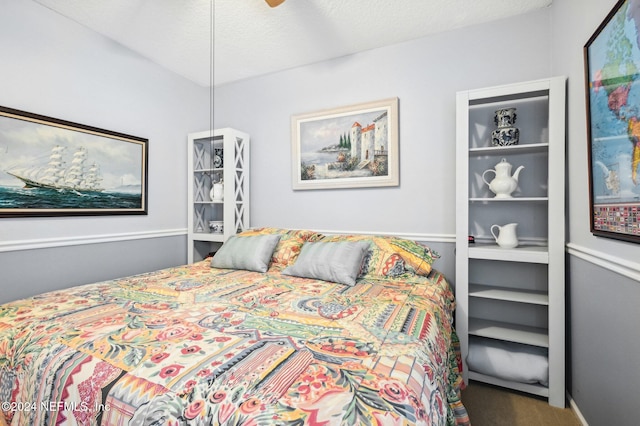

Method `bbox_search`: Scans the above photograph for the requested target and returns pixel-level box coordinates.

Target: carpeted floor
[461,381,582,426]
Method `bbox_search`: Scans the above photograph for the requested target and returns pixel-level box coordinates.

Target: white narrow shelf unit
[455,77,566,407]
[187,128,250,263]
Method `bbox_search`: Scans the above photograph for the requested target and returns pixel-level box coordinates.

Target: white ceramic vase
[491,108,520,146]
[210,183,224,201]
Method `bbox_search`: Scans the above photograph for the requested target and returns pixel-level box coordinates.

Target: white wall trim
[313,229,456,243]
[566,243,640,282]
[567,391,589,426]
[1,228,452,253]
[0,229,187,253]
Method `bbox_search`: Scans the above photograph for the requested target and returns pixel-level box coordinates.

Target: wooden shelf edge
[468,245,549,263]
[468,318,549,347]
[468,142,549,155]
[468,372,549,398]
[469,197,548,202]
[191,233,224,242]
[469,284,549,305]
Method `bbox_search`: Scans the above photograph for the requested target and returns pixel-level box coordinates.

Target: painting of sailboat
[7,145,104,192]
[0,106,148,216]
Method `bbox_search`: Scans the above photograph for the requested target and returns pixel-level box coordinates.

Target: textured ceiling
[32,0,552,87]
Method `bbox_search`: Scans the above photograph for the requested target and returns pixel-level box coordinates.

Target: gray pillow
[282,240,370,286]
[211,234,282,272]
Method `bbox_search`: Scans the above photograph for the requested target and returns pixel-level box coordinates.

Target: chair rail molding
[0,228,187,252]
[566,242,640,282]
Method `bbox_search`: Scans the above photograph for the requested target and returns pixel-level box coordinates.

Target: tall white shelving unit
[187,128,250,263]
[455,77,566,407]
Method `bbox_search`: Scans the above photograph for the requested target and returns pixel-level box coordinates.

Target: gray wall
[552,0,640,266]
[0,0,208,300]
[1,235,186,304]
[213,9,553,236]
[567,256,639,426]
[551,0,640,424]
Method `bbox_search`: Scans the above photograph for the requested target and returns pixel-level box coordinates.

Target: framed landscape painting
[584,0,640,243]
[0,106,148,217]
[291,98,399,190]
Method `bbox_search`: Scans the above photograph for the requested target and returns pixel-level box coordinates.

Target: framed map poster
[584,0,640,243]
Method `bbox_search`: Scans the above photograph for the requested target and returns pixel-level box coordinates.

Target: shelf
[468,244,549,263]
[194,168,223,173]
[469,142,549,156]
[469,197,548,202]
[188,128,250,263]
[468,88,549,104]
[468,318,549,347]
[468,372,549,397]
[469,284,549,305]
[192,232,224,242]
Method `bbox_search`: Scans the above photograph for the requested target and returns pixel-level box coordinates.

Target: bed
[0,228,469,425]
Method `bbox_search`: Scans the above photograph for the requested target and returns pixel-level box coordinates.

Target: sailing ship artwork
[7,146,103,193]
[0,106,148,217]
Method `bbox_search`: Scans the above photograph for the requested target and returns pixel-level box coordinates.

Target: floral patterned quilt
[0,260,468,425]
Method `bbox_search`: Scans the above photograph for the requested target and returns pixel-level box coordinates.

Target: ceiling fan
[265,0,285,7]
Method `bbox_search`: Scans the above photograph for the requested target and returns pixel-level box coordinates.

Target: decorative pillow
[363,251,406,277]
[467,336,549,386]
[282,240,370,286]
[388,238,440,276]
[319,234,439,277]
[318,235,404,278]
[211,234,282,272]
[237,228,324,270]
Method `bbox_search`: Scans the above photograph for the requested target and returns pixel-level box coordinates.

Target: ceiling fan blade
[265,0,285,7]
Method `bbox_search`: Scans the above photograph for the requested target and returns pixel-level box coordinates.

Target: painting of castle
[291,98,398,190]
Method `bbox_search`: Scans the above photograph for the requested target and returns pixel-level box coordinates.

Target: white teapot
[482,158,524,199]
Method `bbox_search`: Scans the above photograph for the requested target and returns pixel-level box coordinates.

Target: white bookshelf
[187,128,250,263]
[455,77,566,407]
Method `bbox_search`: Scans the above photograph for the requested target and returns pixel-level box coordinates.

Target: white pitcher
[210,183,224,201]
[490,223,519,248]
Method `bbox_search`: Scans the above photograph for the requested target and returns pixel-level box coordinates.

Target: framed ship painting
[0,106,148,217]
[584,0,640,243]
[291,98,399,190]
